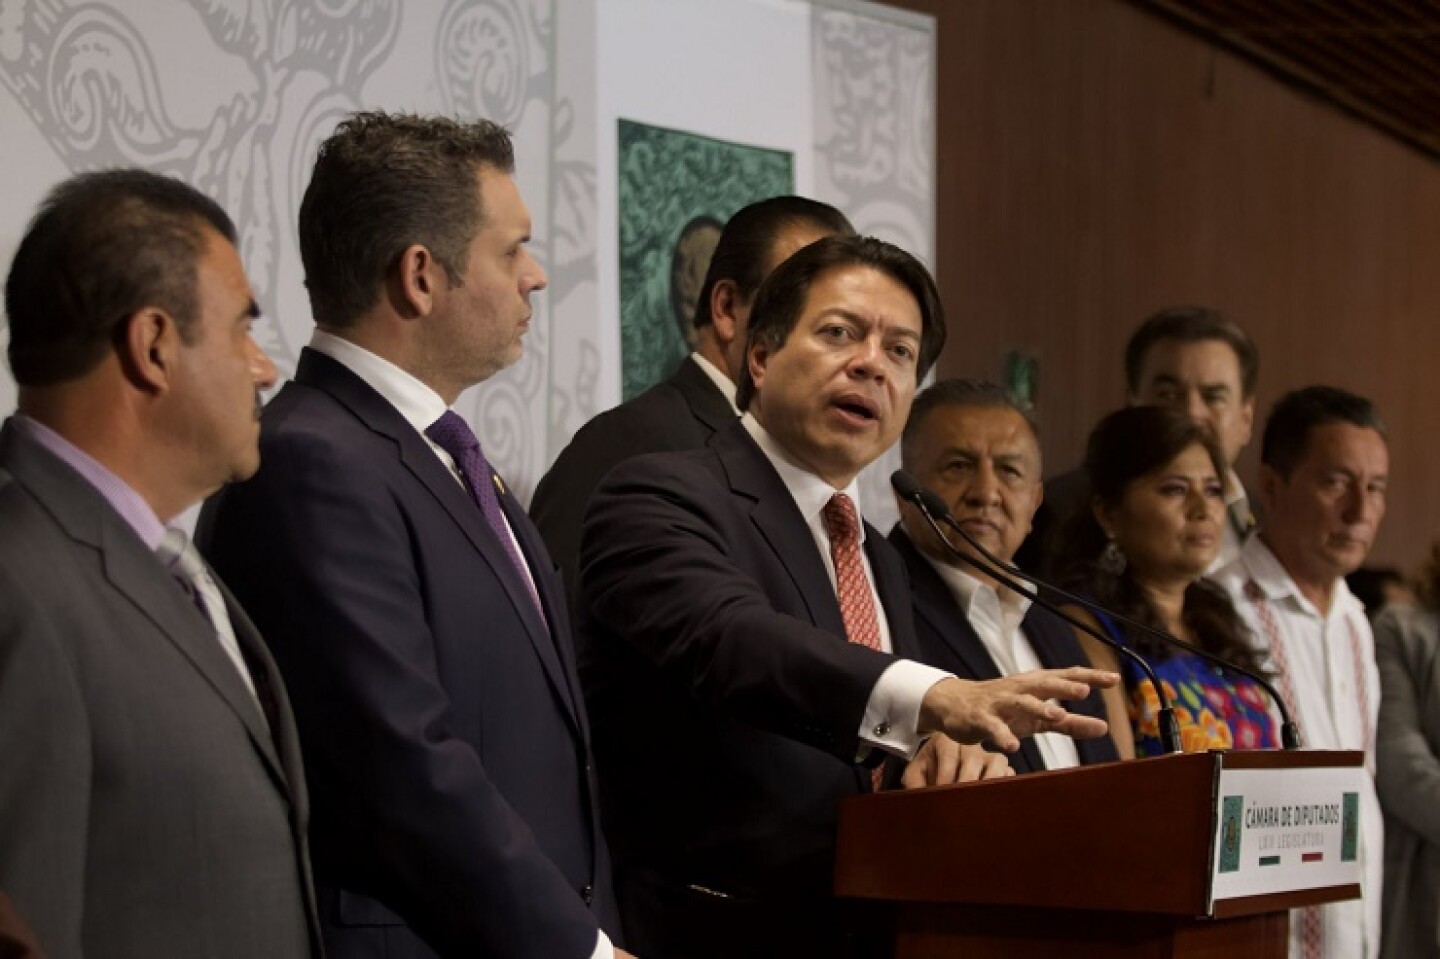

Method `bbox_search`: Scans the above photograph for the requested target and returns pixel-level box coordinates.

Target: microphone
[892,470,1300,750]
[891,471,1182,755]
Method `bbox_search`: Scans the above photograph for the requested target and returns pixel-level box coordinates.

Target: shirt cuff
[859,660,954,760]
[592,929,614,959]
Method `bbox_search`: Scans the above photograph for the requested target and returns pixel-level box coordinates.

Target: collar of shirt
[12,414,168,549]
[740,411,894,657]
[310,330,459,477]
[924,554,1033,671]
[1225,468,1248,511]
[926,555,1033,622]
[1235,535,1364,624]
[741,412,864,540]
[689,351,740,414]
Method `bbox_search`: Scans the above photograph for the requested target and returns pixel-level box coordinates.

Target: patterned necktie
[821,493,881,651]
[155,528,264,715]
[822,493,885,790]
[425,410,545,623]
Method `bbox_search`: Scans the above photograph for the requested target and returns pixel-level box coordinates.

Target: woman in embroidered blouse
[1054,406,1276,758]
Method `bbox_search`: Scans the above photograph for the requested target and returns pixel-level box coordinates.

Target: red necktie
[823,493,885,790]
[822,493,882,651]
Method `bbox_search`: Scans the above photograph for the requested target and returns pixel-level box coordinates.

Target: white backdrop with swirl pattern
[0,0,933,528]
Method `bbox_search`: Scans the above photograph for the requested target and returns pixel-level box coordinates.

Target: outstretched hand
[917,667,1118,754]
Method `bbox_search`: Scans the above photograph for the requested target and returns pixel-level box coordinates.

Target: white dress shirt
[925,559,1081,770]
[308,332,611,959]
[1213,537,1382,959]
[1210,469,1254,573]
[310,332,541,600]
[742,414,952,760]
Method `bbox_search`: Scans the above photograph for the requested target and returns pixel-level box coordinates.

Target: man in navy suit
[530,195,855,595]
[576,236,1116,957]
[200,113,624,959]
[889,379,1118,775]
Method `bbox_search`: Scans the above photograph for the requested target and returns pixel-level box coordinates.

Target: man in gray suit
[0,170,321,958]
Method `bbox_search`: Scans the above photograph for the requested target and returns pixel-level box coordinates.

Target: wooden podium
[835,750,1365,958]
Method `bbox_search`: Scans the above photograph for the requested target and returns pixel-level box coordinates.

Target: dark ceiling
[1135,0,1440,160]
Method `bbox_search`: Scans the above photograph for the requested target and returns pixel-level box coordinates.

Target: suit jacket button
[581,884,594,904]
[873,721,891,738]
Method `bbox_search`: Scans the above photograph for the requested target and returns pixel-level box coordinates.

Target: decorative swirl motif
[548,156,597,304]
[437,0,528,127]
[896,29,933,198]
[846,199,926,264]
[272,0,400,85]
[46,7,195,164]
[815,12,899,191]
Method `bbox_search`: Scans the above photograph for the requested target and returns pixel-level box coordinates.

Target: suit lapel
[497,486,585,727]
[101,539,291,784]
[218,577,310,802]
[0,423,290,789]
[714,424,847,638]
[893,529,1004,680]
[891,528,1047,772]
[1021,607,1116,766]
[672,356,740,435]
[865,529,917,659]
[293,351,582,731]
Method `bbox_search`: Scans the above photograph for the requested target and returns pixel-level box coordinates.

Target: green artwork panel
[617,119,794,400]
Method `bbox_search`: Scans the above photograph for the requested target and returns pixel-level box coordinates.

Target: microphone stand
[894,474,1182,755]
[933,504,1299,750]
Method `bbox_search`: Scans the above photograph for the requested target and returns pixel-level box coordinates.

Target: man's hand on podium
[902,734,1013,788]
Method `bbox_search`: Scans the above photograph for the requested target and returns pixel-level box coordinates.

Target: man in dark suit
[199,113,624,959]
[0,170,319,957]
[577,236,1116,957]
[890,379,1118,775]
[531,195,855,593]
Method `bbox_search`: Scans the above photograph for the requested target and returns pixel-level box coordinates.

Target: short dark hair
[1124,306,1259,398]
[901,378,1040,472]
[298,111,515,329]
[1261,386,1387,479]
[692,195,855,331]
[734,235,945,411]
[6,168,235,387]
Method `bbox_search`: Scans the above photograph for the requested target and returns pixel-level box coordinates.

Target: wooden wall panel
[883,0,1440,570]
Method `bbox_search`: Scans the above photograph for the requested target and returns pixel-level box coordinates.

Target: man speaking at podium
[575,234,1116,957]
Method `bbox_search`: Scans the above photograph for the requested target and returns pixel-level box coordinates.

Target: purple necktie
[425,410,545,623]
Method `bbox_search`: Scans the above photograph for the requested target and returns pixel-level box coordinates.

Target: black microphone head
[890,470,953,520]
[890,470,924,503]
[916,487,951,521]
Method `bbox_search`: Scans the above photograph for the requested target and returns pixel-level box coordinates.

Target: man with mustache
[0,169,318,957]
[890,379,1117,774]
[575,235,1116,957]
[1214,386,1389,959]
[200,113,626,959]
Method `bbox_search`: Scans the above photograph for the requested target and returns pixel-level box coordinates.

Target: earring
[1099,535,1126,576]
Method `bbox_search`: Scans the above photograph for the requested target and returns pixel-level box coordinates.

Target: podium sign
[1210,759,1367,909]
[835,749,1366,958]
